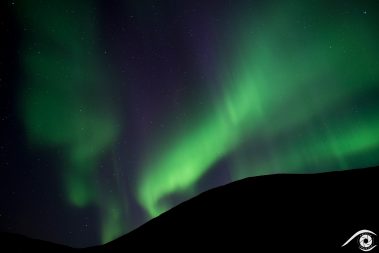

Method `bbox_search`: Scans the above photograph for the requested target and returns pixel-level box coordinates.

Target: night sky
[1,0,379,248]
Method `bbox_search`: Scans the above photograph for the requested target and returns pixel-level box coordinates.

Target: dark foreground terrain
[1,166,378,252]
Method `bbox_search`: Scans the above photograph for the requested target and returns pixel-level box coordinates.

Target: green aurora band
[138,2,379,217]
[17,0,124,243]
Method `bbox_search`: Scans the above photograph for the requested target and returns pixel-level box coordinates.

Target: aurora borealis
[1,0,379,247]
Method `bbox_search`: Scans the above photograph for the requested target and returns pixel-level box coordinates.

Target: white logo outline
[342,229,377,252]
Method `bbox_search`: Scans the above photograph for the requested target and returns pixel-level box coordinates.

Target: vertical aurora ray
[138,1,379,217]
[100,196,123,244]
[17,0,124,243]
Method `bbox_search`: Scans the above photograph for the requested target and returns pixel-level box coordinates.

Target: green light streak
[138,1,379,217]
[17,0,123,243]
[100,198,123,244]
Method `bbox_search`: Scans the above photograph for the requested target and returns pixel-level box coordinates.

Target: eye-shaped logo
[342,229,377,251]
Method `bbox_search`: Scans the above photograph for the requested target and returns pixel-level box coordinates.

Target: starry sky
[1,0,379,248]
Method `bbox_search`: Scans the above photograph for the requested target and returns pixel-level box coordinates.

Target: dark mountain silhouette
[1,166,378,252]
[0,232,75,252]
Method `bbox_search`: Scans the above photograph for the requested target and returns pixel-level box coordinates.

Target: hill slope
[2,166,378,252]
